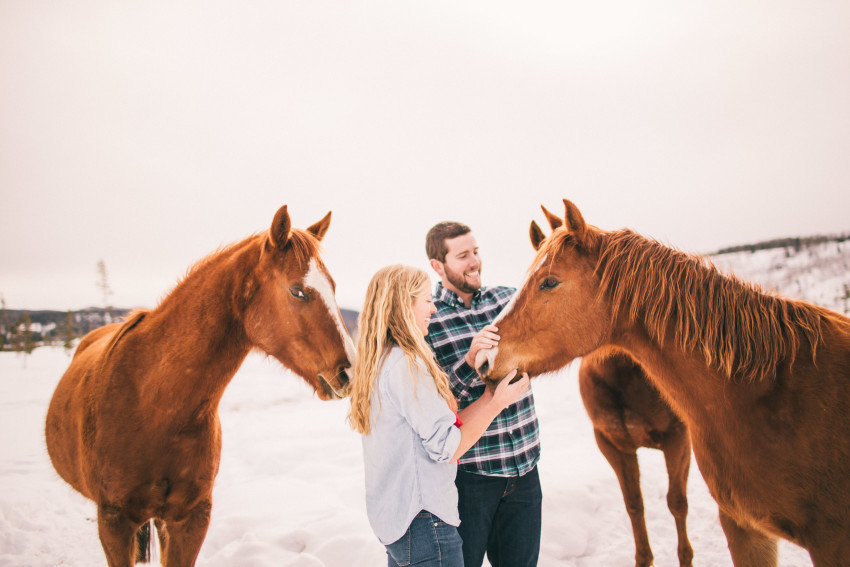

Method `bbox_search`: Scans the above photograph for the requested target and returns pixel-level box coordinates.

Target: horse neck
[609,320,732,426]
[140,242,257,411]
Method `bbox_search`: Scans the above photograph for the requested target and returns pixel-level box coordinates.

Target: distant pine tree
[0,295,7,351]
[62,310,77,355]
[20,313,36,356]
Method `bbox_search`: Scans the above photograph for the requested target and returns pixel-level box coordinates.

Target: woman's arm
[452,369,529,462]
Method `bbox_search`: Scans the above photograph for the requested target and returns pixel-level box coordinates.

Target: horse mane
[167,228,324,299]
[103,310,147,358]
[540,228,824,382]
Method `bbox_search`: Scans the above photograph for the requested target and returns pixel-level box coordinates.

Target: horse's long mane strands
[167,229,323,299]
[538,227,823,382]
[591,230,823,382]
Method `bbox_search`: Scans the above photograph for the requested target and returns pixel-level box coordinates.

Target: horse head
[241,205,356,400]
[476,199,612,387]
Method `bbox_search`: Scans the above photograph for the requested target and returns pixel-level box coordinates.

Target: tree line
[713,233,850,255]
[0,303,130,355]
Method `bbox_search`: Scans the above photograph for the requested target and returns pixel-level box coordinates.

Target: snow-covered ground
[0,347,814,566]
[5,239,846,566]
[711,238,850,316]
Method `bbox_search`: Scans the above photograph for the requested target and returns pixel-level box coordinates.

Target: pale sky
[2,1,849,312]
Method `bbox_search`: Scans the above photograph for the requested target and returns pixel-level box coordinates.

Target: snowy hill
[2,235,846,566]
[709,234,850,315]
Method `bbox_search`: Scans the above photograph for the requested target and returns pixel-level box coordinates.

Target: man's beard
[444,264,482,294]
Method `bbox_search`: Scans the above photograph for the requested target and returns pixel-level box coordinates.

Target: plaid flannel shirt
[426,282,540,477]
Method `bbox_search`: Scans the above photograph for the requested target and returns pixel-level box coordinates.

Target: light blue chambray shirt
[362,346,463,545]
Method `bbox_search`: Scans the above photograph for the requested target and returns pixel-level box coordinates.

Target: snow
[0,347,814,566]
[710,239,850,316]
[5,237,845,566]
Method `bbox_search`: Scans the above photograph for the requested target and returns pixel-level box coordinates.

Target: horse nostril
[477,359,490,378]
[337,367,350,386]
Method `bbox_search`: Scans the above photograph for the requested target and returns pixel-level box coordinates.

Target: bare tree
[96,260,114,324]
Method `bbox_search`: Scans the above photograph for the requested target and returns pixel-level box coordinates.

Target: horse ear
[268,205,292,249]
[541,205,563,230]
[306,211,332,242]
[563,199,587,241]
[529,220,546,251]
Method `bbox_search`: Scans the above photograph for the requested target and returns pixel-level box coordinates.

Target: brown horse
[532,214,694,567]
[480,199,850,567]
[581,351,693,567]
[45,205,356,567]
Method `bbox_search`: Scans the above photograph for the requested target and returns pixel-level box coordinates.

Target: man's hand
[465,324,500,368]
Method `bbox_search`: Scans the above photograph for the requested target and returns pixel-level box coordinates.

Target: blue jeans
[455,466,542,567]
[385,511,464,567]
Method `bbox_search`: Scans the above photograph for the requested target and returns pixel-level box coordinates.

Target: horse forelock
[284,229,323,273]
[594,229,823,382]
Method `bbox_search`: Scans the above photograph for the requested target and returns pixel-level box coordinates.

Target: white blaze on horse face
[304,259,357,364]
[476,253,548,373]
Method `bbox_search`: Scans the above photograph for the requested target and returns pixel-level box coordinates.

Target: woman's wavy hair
[348,265,456,434]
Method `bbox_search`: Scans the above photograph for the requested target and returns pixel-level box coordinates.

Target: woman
[349,265,529,567]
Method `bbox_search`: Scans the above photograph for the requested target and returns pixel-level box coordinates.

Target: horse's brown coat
[534,216,693,567]
[45,206,354,567]
[580,350,693,567]
[483,199,850,567]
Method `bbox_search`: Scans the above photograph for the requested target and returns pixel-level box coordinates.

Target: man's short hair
[426,221,472,262]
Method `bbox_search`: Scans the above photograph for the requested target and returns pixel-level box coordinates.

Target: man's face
[440,233,482,294]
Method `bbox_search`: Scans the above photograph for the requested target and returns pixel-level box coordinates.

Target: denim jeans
[385,511,464,567]
[455,466,542,567]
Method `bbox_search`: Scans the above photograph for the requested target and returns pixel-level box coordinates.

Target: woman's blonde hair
[348,264,456,434]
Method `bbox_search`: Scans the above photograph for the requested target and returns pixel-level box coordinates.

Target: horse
[478,199,850,567]
[45,205,356,567]
[532,212,694,567]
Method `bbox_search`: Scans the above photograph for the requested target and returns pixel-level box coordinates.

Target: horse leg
[662,427,693,567]
[718,510,777,567]
[159,501,212,567]
[96,505,139,567]
[593,429,653,567]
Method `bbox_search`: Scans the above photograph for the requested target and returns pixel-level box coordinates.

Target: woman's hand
[451,368,531,462]
[491,369,530,410]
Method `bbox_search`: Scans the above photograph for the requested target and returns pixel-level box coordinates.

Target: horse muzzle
[474,348,498,380]
[319,366,351,400]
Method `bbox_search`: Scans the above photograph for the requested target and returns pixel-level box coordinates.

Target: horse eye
[289,287,308,301]
[539,277,560,291]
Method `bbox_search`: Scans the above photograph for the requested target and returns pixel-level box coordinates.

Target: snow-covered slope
[710,236,849,315]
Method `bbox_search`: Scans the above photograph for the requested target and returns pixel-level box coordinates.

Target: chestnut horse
[45,205,356,567]
[479,199,850,567]
[532,214,693,567]
[577,351,692,567]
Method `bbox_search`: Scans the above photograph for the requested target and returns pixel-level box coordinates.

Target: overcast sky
[2,1,849,312]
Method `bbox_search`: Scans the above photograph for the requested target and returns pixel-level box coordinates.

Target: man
[425,221,541,567]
